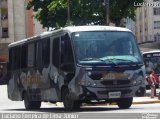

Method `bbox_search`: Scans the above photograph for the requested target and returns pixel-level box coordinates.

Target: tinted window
[36,41,43,68]
[61,34,74,64]
[42,38,50,66]
[27,43,35,67]
[9,46,21,70]
[52,37,60,68]
[21,45,27,69]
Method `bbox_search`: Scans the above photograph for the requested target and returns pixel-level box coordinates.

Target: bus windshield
[72,31,143,66]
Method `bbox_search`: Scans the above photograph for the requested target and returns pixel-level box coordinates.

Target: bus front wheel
[24,93,41,110]
[117,97,133,109]
[62,88,81,111]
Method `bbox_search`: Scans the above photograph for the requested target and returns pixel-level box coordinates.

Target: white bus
[142,50,160,88]
[7,26,146,111]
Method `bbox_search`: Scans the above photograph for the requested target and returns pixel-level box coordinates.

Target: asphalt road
[0,85,160,119]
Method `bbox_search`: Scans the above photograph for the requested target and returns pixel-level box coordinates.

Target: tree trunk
[115,20,121,27]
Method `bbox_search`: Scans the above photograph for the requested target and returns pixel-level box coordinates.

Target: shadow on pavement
[2,106,143,113]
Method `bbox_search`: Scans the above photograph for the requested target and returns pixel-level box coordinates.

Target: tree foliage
[110,0,144,26]
[27,0,144,29]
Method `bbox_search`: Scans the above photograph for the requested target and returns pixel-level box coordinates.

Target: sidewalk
[133,97,160,104]
[133,89,160,104]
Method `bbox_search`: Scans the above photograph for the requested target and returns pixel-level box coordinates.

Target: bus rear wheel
[24,93,41,110]
[62,88,81,111]
[117,97,133,109]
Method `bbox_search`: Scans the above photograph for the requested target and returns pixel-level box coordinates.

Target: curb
[82,98,160,106]
[133,100,160,104]
[84,100,160,106]
[45,98,160,107]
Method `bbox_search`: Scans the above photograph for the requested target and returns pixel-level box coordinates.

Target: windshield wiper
[81,58,105,62]
[108,58,144,66]
[104,58,118,66]
[110,58,135,63]
[81,58,118,66]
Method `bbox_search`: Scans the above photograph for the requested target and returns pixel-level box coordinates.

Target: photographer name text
[134,2,160,7]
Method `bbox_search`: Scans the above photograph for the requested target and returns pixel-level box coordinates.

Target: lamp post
[67,0,70,21]
[104,0,109,25]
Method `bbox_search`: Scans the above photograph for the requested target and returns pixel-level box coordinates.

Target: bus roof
[62,25,132,32]
[8,25,132,48]
[8,35,41,48]
[142,50,160,54]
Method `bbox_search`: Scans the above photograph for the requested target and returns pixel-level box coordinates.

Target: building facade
[135,0,160,48]
[125,17,136,35]
[0,0,46,61]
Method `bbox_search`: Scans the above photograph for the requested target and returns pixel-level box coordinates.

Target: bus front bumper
[78,85,146,101]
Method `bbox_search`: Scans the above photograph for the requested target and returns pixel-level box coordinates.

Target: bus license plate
[108,92,121,98]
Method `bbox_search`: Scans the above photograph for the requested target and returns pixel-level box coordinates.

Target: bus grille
[101,80,131,86]
[89,74,102,80]
[98,89,132,95]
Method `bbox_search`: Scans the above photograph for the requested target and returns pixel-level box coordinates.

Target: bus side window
[27,43,35,67]
[9,46,21,70]
[42,38,50,67]
[36,41,43,69]
[9,49,13,70]
[21,45,27,69]
[52,37,60,68]
[61,34,74,72]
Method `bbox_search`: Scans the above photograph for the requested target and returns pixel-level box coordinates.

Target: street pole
[67,0,70,21]
[105,0,109,25]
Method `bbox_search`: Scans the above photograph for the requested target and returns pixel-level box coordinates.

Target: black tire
[62,88,81,111]
[117,97,133,109]
[24,93,41,110]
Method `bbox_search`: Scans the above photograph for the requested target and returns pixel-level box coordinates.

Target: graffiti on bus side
[20,70,44,88]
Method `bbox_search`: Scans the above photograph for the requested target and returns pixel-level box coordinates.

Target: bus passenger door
[60,34,75,84]
[49,37,61,100]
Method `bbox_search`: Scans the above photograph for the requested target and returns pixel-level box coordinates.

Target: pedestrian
[151,70,159,96]
[149,70,156,98]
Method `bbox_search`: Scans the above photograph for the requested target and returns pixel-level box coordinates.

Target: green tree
[110,0,144,26]
[27,0,144,29]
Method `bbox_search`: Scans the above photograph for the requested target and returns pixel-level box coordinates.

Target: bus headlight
[133,76,143,85]
[87,71,92,76]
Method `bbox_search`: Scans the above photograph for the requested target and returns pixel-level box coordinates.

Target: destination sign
[143,53,160,58]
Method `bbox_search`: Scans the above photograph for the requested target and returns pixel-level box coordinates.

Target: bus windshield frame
[72,31,143,66]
